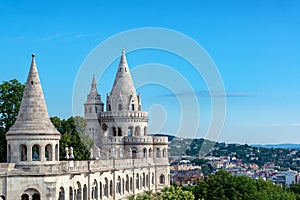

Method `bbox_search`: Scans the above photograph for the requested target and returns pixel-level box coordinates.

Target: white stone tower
[6,54,60,164]
[84,75,104,147]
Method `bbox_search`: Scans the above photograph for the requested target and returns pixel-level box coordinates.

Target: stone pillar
[41,144,45,161]
[51,144,56,161]
[28,146,32,162]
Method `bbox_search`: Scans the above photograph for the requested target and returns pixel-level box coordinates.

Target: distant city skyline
[1,1,300,144]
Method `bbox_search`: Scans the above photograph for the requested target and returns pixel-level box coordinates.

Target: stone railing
[99,111,148,118]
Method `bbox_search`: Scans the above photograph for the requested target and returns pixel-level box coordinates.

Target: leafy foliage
[50,116,93,160]
[128,186,194,200]
[189,170,296,200]
[0,79,25,162]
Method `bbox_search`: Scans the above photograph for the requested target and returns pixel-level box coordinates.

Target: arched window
[109,180,113,196]
[142,173,146,187]
[55,144,59,161]
[132,148,137,159]
[136,174,139,190]
[126,175,129,192]
[108,104,111,111]
[76,182,82,200]
[20,144,27,161]
[152,173,155,185]
[131,104,135,111]
[32,145,40,161]
[32,193,40,200]
[69,187,73,200]
[162,148,166,158]
[118,127,122,136]
[116,176,121,194]
[149,148,152,158]
[127,126,133,136]
[146,174,149,188]
[156,148,161,158]
[102,123,107,132]
[89,107,92,113]
[83,184,88,200]
[130,177,133,191]
[104,178,108,197]
[95,106,98,113]
[99,181,102,198]
[144,126,147,136]
[45,144,52,161]
[118,104,122,111]
[21,194,29,200]
[92,180,98,199]
[160,174,165,184]
[58,187,65,200]
[112,127,117,136]
[134,126,140,136]
[143,148,147,158]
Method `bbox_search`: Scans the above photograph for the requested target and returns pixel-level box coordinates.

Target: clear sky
[1,0,300,144]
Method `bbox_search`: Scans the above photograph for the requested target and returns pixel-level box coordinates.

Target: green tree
[50,116,93,160]
[0,79,25,162]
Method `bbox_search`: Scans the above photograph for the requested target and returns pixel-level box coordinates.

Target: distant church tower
[6,54,60,164]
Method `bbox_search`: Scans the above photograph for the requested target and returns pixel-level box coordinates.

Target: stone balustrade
[99,111,148,118]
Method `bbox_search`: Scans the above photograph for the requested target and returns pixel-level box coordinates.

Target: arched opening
[92,180,98,199]
[102,123,107,132]
[83,184,87,200]
[136,173,139,190]
[116,176,121,194]
[160,174,165,184]
[109,180,113,197]
[149,148,152,158]
[69,187,73,200]
[104,178,108,197]
[127,126,133,136]
[152,173,155,185]
[55,144,59,161]
[156,148,161,158]
[108,104,111,111]
[112,127,117,136]
[131,148,137,159]
[146,174,149,188]
[118,104,122,111]
[142,173,146,187]
[95,106,98,113]
[45,144,52,161]
[58,187,65,200]
[130,177,133,191]
[125,175,129,192]
[20,144,27,161]
[99,181,102,199]
[7,145,11,162]
[32,193,40,200]
[89,107,92,113]
[122,178,125,194]
[144,126,147,135]
[131,104,135,111]
[134,126,140,136]
[143,148,147,158]
[162,148,166,157]
[76,182,82,200]
[21,194,29,200]
[117,127,122,136]
[32,145,40,161]
[0,195,5,200]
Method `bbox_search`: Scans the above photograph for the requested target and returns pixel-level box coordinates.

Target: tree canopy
[0,79,25,162]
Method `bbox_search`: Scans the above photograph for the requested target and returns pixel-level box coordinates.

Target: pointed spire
[85,75,103,104]
[109,49,139,111]
[6,54,59,135]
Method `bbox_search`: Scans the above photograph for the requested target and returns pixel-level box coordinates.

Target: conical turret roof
[111,49,137,97]
[6,54,60,135]
[85,74,103,105]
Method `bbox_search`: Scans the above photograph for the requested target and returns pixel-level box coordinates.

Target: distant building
[1,50,169,200]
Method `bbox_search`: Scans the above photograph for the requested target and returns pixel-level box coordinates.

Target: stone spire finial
[6,54,60,135]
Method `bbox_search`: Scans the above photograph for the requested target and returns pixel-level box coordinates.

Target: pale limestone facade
[0,50,169,200]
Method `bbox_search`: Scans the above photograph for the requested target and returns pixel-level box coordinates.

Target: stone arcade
[0,50,169,200]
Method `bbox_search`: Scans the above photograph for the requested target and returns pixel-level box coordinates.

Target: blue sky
[1,1,300,144]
